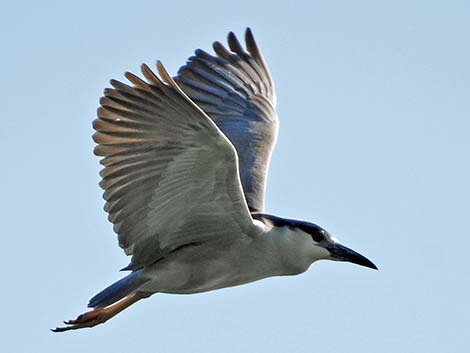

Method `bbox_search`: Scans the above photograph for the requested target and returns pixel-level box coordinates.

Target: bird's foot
[51,307,112,332]
[51,293,143,332]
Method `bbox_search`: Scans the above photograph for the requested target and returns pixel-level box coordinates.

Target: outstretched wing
[93,61,256,270]
[175,28,278,212]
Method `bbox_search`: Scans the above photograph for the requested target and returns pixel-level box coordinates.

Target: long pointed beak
[327,243,378,270]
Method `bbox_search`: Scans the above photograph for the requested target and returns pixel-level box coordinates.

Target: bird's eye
[311,231,324,242]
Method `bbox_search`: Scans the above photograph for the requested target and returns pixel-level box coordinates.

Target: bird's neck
[263,225,316,275]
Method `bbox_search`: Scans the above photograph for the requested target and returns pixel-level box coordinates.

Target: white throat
[266,226,329,275]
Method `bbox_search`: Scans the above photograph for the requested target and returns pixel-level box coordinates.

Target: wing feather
[175,28,278,212]
[94,62,255,270]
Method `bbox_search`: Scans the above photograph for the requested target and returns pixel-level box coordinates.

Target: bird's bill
[327,243,378,270]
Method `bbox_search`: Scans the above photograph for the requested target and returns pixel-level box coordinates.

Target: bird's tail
[88,270,149,308]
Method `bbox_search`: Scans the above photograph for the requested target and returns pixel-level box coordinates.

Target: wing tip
[156,60,172,84]
[124,71,150,91]
[227,30,245,55]
[212,40,230,58]
[141,63,161,85]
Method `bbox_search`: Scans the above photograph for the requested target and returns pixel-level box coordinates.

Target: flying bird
[53,28,377,332]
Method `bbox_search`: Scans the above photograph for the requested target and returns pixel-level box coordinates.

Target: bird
[53,28,377,332]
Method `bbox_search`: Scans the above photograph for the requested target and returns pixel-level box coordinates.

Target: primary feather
[175,28,278,212]
[94,61,254,271]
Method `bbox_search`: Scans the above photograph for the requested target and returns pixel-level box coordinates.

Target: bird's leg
[52,293,144,332]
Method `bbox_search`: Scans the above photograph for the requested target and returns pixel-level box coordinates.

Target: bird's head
[253,213,377,271]
[304,224,378,270]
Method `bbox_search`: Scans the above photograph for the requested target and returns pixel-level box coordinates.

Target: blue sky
[2,1,469,352]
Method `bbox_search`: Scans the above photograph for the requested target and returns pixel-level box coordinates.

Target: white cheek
[310,245,330,261]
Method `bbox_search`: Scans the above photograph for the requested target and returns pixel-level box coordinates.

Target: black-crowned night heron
[53,28,377,332]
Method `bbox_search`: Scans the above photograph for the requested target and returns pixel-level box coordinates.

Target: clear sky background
[2,1,469,352]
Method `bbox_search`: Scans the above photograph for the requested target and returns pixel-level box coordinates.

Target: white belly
[139,238,284,294]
